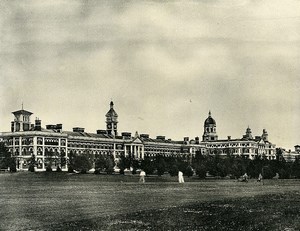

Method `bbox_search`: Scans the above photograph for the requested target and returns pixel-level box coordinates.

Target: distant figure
[178,171,185,183]
[273,173,279,179]
[241,173,248,182]
[139,170,146,183]
[257,173,263,182]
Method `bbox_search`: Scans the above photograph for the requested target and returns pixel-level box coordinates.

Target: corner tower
[242,126,253,140]
[105,101,118,136]
[11,108,33,132]
[202,111,218,141]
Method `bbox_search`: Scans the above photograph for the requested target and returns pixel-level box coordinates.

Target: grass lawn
[0,172,300,230]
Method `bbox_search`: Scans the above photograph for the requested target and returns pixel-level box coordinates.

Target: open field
[0,173,300,230]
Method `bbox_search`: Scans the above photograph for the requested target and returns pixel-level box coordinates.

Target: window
[37,137,43,145]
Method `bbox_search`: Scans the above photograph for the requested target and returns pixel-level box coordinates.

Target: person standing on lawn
[178,171,185,183]
[139,170,146,183]
[257,173,263,182]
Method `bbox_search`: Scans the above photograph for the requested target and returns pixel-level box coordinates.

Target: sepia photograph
[0,0,300,230]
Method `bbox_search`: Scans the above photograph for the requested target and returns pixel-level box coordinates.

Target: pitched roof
[12,109,33,115]
[105,108,118,117]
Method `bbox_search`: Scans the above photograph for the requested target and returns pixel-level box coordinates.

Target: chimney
[184,137,189,142]
[121,132,132,139]
[56,124,62,132]
[140,134,149,139]
[195,137,200,144]
[35,118,42,131]
[156,136,165,140]
[11,121,14,132]
[228,136,231,140]
[73,127,85,132]
[97,130,107,135]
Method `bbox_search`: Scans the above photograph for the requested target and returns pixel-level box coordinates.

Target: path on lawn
[0,173,299,230]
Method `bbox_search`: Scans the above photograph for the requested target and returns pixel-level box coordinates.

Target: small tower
[105,101,118,136]
[243,126,253,140]
[262,129,268,142]
[11,108,33,132]
[202,111,218,141]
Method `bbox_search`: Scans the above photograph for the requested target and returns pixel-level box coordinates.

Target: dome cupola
[204,111,216,126]
[202,111,218,141]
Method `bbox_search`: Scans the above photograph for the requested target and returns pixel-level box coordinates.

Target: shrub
[278,168,288,179]
[169,164,178,177]
[185,165,194,177]
[141,157,155,175]
[94,169,101,174]
[70,154,93,173]
[132,168,137,175]
[9,165,17,172]
[46,165,52,172]
[68,166,74,173]
[196,164,206,179]
[156,156,166,176]
[105,155,115,174]
[262,166,275,179]
[28,165,35,172]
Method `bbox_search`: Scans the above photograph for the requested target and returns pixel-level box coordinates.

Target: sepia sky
[0,0,299,149]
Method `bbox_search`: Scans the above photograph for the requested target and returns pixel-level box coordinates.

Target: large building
[202,112,276,159]
[0,102,276,171]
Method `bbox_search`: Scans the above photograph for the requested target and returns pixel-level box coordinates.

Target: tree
[141,157,155,175]
[58,151,67,170]
[178,158,189,173]
[165,156,177,174]
[156,155,166,176]
[196,164,206,179]
[131,159,140,175]
[185,165,194,177]
[105,155,115,174]
[0,142,16,172]
[292,156,300,178]
[117,154,126,175]
[169,164,178,177]
[69,153,93,173]
[67,151,76,172]
[95,154,107,173]
[45,149,54,171]
[28,154,36,172]
[229,157,246,178]
[262,165,275,179]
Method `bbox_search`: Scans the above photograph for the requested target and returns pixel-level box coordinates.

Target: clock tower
[105,101,118,136]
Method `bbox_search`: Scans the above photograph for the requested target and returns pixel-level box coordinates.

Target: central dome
[204,111,216,125]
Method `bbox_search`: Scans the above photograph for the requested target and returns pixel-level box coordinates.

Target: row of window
[5,137,67,146]
[208,143,258,148]
[67,142,114,149]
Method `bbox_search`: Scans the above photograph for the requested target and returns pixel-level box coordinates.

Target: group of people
[139,170,185,183]
[140,170,265,184]
[240,173,263,182]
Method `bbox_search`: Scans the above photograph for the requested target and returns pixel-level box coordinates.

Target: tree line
[1,142,300,179]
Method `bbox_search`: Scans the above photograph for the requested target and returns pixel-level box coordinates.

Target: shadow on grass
[43,192,300,231]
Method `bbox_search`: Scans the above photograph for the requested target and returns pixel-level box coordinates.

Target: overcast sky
[0,0,299,149]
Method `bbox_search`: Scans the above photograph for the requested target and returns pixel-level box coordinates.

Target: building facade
[201,112,276,159]
[281,145,300,162]
[0,102,276,171]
